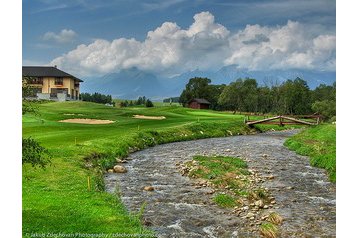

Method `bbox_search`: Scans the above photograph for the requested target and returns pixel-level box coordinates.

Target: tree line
[80,92,114,105]
[119,96,154,108]
[179,77,336,121]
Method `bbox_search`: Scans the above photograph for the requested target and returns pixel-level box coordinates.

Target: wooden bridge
[245,114,321,127]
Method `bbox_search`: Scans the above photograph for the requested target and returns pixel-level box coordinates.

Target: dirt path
[105,130,336,237]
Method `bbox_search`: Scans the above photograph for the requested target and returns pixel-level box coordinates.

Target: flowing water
[105,130,336,237]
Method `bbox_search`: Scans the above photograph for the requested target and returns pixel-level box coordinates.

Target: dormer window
[55,77,63,85]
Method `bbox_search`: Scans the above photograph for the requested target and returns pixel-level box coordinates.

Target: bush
[145,99,154,107]
[22,137,51,169]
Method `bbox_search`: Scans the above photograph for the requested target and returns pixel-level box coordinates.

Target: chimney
[54,65,57,68]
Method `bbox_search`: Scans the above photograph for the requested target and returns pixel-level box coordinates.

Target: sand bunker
[63,113,84,116]
[59,118,115,124]
[133,115,166,120]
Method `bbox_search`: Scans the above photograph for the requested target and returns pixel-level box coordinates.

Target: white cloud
[43,29,77,44]
[50,12,335,77]
[225,20,336,71]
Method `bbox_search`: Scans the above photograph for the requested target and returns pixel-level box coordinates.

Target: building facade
[22,66,83,101]
[188,98,211,109]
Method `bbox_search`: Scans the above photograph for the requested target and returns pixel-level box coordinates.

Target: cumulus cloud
[43,29,77,43]
[50,12,335,77]
[225,21,336,71]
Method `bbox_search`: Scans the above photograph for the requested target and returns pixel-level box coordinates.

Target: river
[105,130,336,237]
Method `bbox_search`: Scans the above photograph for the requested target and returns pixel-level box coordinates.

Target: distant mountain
[81,67,164,100]
[81,65,336,100]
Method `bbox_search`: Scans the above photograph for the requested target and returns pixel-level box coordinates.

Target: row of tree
[119,96,154,107]
[80,92,114,105]
[179,77,336,120]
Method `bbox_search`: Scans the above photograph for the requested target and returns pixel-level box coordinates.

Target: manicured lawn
[23,101,253,237]
[284,124,336,182]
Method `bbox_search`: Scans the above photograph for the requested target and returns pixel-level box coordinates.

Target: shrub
[22,137,51,169]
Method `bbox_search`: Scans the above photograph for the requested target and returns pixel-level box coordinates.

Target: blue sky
[23,0,336,77]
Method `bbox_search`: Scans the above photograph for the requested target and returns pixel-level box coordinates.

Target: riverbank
[284,124,336,182]
[105,130,336,237]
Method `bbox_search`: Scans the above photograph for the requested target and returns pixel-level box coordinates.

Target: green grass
[185,155,271,207]
[23,101,258,236]
[259,222,279,238]
[284,124,336,182]
[213,194,237,208]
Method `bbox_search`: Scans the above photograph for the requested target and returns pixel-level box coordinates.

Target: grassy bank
[284,124,336,182]
[23,101,260,237]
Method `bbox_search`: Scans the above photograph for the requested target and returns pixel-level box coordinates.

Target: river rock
[246,212,255,218]
[255,200,264,208]
[113,165,127,173]
[144,186,154,191]
[107,169,114,173]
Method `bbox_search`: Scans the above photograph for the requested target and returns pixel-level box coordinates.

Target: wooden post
[87,176,91,191]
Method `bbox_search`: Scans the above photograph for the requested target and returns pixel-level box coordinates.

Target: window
[54,77,63,85]
[26,77,43,84]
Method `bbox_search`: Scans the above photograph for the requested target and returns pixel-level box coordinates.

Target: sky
[23,0,336,77]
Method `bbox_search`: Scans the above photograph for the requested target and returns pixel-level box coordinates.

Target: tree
[311,83,336,102]
[179,77,212,105]
[280,78,312,115]
[218,78,258,113]
[312,100,336,121]
[218,79,245,113]
[80,92,113,104]
[145,99,154,107]
[22,77,51,170]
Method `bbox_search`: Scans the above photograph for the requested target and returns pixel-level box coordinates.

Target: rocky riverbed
[104,130,336,237]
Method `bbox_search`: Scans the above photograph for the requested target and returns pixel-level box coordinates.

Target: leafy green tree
[218,78,258,113]
[257,86,273,113]
[218,79,244,113]
[312,100,336,121]
[179,77,212,105]
[80,92,113,104]
[280,78,312,115]
[311,83,336,102]
[145,99,154,107]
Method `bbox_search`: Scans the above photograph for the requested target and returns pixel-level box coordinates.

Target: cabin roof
[189,98,211,104]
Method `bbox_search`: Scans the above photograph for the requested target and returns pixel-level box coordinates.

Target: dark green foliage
[22,137,51,169]
[136,96,147,105]
[179,77,226,110]
[311,83,336,102]
[312,100,336,121]
[145,99,154,107]
[80,92,113,104]
[281,78,312,115]
[218,78,258,113]
[179,77,211,104]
